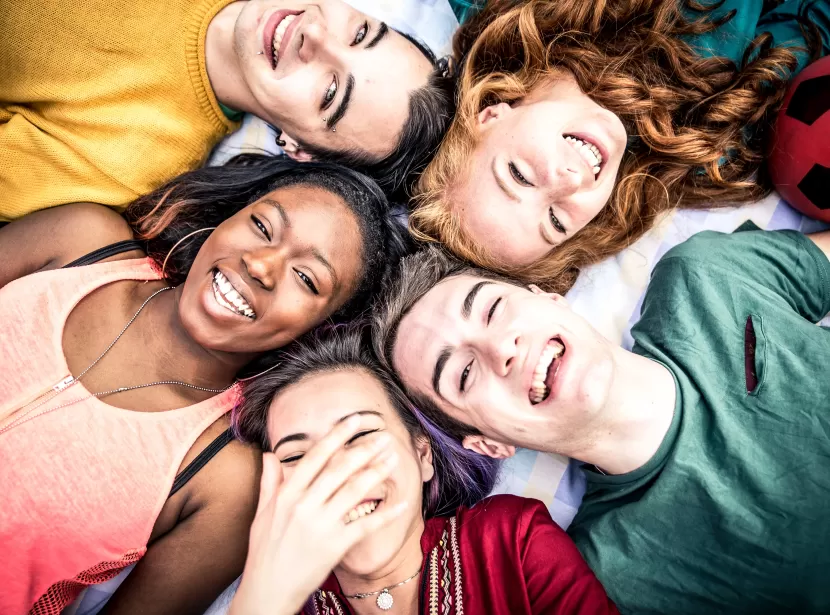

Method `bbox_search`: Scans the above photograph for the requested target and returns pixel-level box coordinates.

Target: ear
[462,435,516,459]
[528,285,570,308]
[477,102,512,127]
[414,435,435,483]
[278,131,314,162]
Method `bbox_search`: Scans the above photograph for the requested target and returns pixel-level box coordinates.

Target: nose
[543,140,584,199]
[242,247,283,291]
[484,330,520,378]
[297,21,345,66]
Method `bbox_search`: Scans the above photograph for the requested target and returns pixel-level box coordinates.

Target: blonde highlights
[412,0,815,293]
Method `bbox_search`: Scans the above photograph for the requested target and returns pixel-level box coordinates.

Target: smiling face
[178,183,362,354]
[267,368,434,575]
[232,0,433,159]
[392,275,618,454]
[453,74,627,268]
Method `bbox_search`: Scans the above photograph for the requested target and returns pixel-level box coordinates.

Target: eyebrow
[311,247,339,292]
[462,281,492,320]
[366,22,389,49]
[265,200,291,229]
[272,409,384,452]
[431,281,493,398]
[327,74,355,131]
[491,158,520,203]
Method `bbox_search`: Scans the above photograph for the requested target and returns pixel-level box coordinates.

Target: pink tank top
[0,259,241,615]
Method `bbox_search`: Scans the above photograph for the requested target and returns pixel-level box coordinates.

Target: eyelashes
[509,162,533,187]
[281,428,380,464]
[251,214,271,241]
[294,269,319,295]
[487,297,501,324]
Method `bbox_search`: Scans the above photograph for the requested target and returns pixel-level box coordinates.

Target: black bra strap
[169,429,234,497]
[62,240,144,269]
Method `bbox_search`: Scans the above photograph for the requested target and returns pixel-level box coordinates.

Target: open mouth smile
[529,338,566,404]
[212,269,256,319]
[264,11,303,70]
[564,134,604,177]
[344,498,383,524]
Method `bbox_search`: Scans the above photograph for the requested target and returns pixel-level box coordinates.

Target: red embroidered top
[311,494,618,615]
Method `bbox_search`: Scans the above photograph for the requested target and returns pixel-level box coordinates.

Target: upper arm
[0,203,135,288]
[519,500,619,615]
[101,442,262,615]
[656,226,830,322]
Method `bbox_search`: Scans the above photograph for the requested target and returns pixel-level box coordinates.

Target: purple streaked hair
[231,323,500,517]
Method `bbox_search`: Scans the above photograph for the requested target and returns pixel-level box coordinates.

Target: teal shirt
[449,0,829,72]
[569,225,830,614]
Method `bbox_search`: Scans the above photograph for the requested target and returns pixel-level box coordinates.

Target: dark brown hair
[411,0,821,292]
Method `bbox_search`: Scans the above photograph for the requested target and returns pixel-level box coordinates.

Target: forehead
[393,275,507,379]
[322,32,433,156]
[267,368,392,440]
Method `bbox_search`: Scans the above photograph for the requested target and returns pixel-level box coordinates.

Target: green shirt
[569,224,830,614]
[448,0,829,72]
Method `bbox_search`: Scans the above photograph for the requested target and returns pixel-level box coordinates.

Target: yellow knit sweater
[0,0,240,221]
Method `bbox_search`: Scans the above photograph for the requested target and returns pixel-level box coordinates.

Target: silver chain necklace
[343,569,421,611]
[1,286,228,435]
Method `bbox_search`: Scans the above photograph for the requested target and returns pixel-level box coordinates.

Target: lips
[343,498,382,524]
[564,134,605,177]
[212,269,256,319]
[529,338,565,404]
[262,10,303,70]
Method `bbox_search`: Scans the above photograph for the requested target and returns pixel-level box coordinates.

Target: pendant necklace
[342,569,420,611]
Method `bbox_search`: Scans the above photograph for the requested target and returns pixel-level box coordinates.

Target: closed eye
[509,162,533,187]
[294,269,319,295]
[281,453,304,464]
[352,21,368,45]
[347,429,379,445]
[549,207,567,234]
[322,76,337,110]
[251,214,271,241]
[460,360,473,392]
[487,297,502,325]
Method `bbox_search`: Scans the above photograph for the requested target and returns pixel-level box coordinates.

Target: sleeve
[757,0,830,72]
[0,111,137,221]
[519,500,619,615]
[655,222,830,322]
[446,0,486,24]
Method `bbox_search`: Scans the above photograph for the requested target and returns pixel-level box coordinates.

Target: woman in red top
[227,326,617,615]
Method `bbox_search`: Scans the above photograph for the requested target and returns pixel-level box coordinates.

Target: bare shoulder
[0,203,139,287]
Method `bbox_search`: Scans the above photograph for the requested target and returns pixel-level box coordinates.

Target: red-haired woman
[411,0,830,292]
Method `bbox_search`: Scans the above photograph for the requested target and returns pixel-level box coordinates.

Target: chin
[338,531,405,576]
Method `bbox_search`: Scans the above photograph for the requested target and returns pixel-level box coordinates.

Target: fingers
[304,433,393,507]
[254,453,282,518]
[284,414,362,496]
[324,448,398,521]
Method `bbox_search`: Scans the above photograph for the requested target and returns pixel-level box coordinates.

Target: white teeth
[344,500,379,524]
[564,136,603,175]
[272,14,296,63]
[212,270,255,319]
[529,339,565,404]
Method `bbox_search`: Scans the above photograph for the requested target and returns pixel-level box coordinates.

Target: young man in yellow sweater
[0,0,449,221]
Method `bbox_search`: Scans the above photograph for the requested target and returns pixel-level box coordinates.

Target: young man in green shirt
[374,224,830,613]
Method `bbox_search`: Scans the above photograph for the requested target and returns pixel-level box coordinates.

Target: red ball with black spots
[768,56,830,222]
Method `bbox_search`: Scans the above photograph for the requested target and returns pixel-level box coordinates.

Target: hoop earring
[236,362,282,382]
[161,227,216,279]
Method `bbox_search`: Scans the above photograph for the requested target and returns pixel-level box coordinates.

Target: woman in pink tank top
[0,155,406,615]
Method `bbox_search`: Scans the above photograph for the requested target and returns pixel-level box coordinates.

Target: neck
[204,1,260,114]
[336,517,425,615]
[138,283,253,389]
[572,349,676,475]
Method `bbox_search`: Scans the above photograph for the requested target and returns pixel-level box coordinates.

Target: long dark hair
[299,32,456,198]
[124,154,410,322]
[233,324,500,518]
